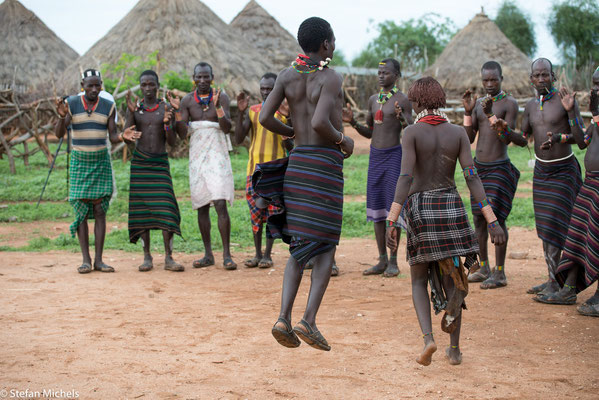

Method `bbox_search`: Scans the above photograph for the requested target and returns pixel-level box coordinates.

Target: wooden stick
[0,128,16,174]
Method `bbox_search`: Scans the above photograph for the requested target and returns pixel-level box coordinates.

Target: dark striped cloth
[470,158,520,223]
[253,146,344,268]
[128,148,181,243]
[367,144,402,222]
[403,187,479,268]
[533,154,582,249]
[555,171,599,292]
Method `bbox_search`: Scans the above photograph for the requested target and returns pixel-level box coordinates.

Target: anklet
[565,284,576,290]
[379,254,388,260]
[480,260,487,268]
[497,265,503,271]
[390,255,397,260]
[423,332,433,338]
[451,345,458,349]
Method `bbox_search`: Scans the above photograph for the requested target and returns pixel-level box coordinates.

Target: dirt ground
[1,225,598,399]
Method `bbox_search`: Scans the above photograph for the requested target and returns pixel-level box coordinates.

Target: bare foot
[445,346,462,365]
[363,260,387,275]
[416,341,437,366]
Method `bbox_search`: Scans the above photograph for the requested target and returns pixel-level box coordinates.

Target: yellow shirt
[247,104,288,176]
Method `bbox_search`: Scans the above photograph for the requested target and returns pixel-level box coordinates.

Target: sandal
[77,263,92,274]
[223,257,237,271]
[138,259,153,272]
[577,301,599,317]
[271,317,301,348]
[293,319,330,351]
[331,263,339,276]
[164,260,184,272]
[244,257,260,268]
[258,258,273,269]
[93,262,115,273]
[533,290,576,305]
[192,256,214,268]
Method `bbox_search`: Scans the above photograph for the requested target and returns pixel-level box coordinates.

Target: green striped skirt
[128,148,181,243]
[69,149,113,237]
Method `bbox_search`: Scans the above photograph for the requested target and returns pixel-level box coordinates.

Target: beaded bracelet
[497,130,509,140]
[386,220,397,228]
[584,134,592,145]
[568,117,580,127]
[477,198,490,209]
[559,133,569,143]
[463,166,478,178]
[488,220,499,228]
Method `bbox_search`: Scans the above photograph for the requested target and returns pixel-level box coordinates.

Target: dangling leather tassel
[374,108,384,124]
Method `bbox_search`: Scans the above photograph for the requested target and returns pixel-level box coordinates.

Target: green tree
[549,0,599,69]
[352,14,456,72]
[494,1,537,57]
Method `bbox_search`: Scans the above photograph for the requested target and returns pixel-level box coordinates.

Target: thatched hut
[0,0,78,94]
[57,0,270,97]
[423,12,533,98]
[230,0,301,72]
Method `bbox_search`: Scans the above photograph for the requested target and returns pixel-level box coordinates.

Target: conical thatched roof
[57,0,269,96]
[0,0,78,94]
[424,12,532,98]
[230,0,301,72]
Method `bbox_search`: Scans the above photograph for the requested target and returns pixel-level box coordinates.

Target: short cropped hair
[194,62,213,77]
[380,58,401,77]
[140,69,159,85]
[297,17,333,54]
[531,58,553,73]
[481,61,502,76]
[407,77,446,109]
[261,72,277,81]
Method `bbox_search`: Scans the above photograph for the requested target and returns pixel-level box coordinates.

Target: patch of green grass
[0,142,584,253]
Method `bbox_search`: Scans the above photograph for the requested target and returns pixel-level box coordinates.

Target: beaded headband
[81,69,101,80]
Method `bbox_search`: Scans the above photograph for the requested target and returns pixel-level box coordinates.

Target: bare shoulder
[506,95,519,108]
[524,98,536,112]
[181,93,193,107]
[277,67,297,84]
[323,68,343,85]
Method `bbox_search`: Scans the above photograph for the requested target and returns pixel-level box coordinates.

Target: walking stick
[36,135,64,208]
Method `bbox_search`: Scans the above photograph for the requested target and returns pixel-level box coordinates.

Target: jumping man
[254,17,354,351]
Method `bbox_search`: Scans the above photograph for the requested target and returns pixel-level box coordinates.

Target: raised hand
[339,134,354,159]
[236,92,249,113]
[490,117,508,133]
[123,125,142,141]
[488,223,506,245]
[481,96,493,116]
[386,225,399,253]
[558,87,576,112]
[589,89,599,115]
[462,89,478,114]
[166,90,180,111]
[55,97,68,118]
[213,89,221,108]
[163,106,174,124]
[540,131,555,150]
[125,90,138,113]
[278,98,290,117]
[342,102,354,123]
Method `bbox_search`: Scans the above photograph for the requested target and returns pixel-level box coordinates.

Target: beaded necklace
[194,88,213,111]
[414,109,449,125]
[291,54,330,74]
[81,95,99,116]
[538,87,557,111]
[374,86,398,124]
[138,99,162,115]
[487,90,506,102]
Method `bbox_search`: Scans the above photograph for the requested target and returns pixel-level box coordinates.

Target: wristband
[559,133,569,143]
[488,220,499,228]
[487,115,497,124]
[568,117,580,127]
[463,115,472,126]
[463,166,478,177]
[335,132,344,145]
[584,134,592,145]
[386,220,396,228]
[497,130,509,140]
[387,201,402,223]
[216,107,225,118]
